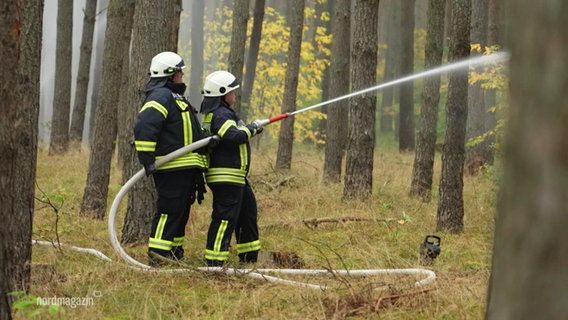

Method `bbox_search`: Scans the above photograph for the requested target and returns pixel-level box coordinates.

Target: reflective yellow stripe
[214,220,228,253]
[140,101,168,118]
[236,240,261,254]
[181,111,192,145]
[149,237,173,251]
[202,113,213,133]
[135,140,157,152]
[204,249,230,261]
[155,214,167,239]
[218,120,237,137]
[239,144,247,170]
[205,168,246,185]
[155,153,207,170]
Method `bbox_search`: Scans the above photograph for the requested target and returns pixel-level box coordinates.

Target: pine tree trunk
[228,0,249,116]
[343,0,379,199]
[275,0,305,170]
[81,0,134,219]
[323,0,351,183]
[410,0,446,201]
[241,0,266,123]
[399,0,416,151]
[188,0,205,108]
[486,1,568,318]
[48,0,73,155]
[436,0,470,233]
[69,0,98,146]
[0,1,42,316]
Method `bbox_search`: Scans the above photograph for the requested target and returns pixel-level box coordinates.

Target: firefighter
[134,51,211,266]
[200,70,263,267]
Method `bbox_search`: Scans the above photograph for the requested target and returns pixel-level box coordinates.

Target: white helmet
[202,70,240,97]
[149,51,186,78]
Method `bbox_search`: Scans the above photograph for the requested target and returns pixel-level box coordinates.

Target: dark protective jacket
[200,97,259,184]
[134,82,208,171]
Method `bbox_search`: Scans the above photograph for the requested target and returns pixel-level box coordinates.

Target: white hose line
[102,136,437,290]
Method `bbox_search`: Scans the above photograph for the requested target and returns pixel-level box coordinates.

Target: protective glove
[208,135,220,149]
[196,172,207,205]
[249,120,264,135]
[197,134,220,155]
[143,162,157,176]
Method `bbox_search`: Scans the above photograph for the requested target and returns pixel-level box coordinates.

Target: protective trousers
[205,181,260,265]
[149,170,198,260]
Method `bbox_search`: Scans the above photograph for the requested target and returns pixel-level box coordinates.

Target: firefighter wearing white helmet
[199,70,263,267]
[134,51,212,266]
[201,70,240,97]
[149,51,186,78]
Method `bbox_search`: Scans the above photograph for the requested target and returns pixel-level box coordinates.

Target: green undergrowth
[23,140,497,319]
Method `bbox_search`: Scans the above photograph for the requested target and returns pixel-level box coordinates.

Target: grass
[21,138,497,319]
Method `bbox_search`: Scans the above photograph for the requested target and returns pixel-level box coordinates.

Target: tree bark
[70,0,98,146]
[343,0,379,199]
[228,0,249,116]
[49,0,73,155]
[81,0,134,219]
[399,0,416,151]
[323,0,351,183]
[241,0,266,122]
[0,1,42,317]
[379,0,400,133]
[275,0,305,170]
[465,0,489,171]
[120,0,179,244]
[188,0,205,108]
[410,0,446,201]
[486,1,568,318]
[436,0,470,233]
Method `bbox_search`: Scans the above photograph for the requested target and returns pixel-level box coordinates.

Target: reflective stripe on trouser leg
[235,182,260,252]
[149,170,197,257]
[205,184,243,262]
[149,214,173,251]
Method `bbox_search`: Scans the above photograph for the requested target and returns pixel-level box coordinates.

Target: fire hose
[105,136,436,289]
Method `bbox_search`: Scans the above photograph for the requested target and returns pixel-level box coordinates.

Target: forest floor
[20,138,497,319]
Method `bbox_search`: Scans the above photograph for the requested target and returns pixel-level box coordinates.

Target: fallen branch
[303,217,390,229]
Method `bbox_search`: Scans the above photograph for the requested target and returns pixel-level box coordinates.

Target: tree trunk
[275,0,305,170]
[81,0,134,219]
[482,0,501,166]
[323,0,350,183]
[120,0,179,244]
[228,0,249,117]
[241,0,266,122]
[69,0,98,146]
[410,0,446,201]
[436,0,470,233]
[486,1,568,318]
[188,0,205,109]
[398,0,416,151]
[343,0,379,199]
[0,1,42,317]
[379,0,400,133]
[465,0,489,171]
[87,0,108,144]
[48,0,73,155]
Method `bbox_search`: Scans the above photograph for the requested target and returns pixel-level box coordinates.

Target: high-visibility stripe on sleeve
[218,120,237,137]
[135,140,157,152]
[140,101,168,118]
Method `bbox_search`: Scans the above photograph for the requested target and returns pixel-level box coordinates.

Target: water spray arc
[106,52,509,288]
[253,51,510,128]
